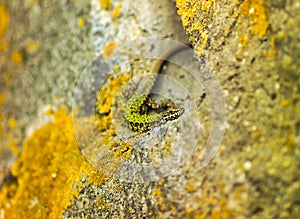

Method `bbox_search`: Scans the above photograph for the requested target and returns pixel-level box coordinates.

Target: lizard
[123,43,192,133]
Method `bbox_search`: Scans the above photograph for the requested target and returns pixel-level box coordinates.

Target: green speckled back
[123,94,184,133]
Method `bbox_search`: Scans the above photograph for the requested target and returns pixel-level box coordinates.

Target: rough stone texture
[176,0,300,218]
[0,0,299,218]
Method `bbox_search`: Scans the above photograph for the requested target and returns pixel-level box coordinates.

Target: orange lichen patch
[77,17,85,28]
[251,131,262,141]
[281,99,290,108]
[0,93,5,106]
[45,108,53,117]
[96,72,131,159]
[96,71,129,116]
[162,139,173,157]
[0,93,4,142]
[286,135,295,150]
[240,0,269,39]
[0,108,109,218]
[10,50,24,64]
[0,39,8,51]
[100,0,112,10]
[7,117,15,129]
[25,41,40,54]
[185,182,197,193]
[276,31,286,41]
[265,48,276,58]
[8,140,19,156]
[176,0,215,56]
[151,187,167,211]
[102,41,117,59]
[95,194,105,207]
[0,4,9,38]
[239,34,249,47]
[147,179,180,215]
[112,3,122,18]
[113,142,132,159]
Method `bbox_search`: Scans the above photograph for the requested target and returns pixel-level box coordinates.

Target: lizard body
[123,44,190,132]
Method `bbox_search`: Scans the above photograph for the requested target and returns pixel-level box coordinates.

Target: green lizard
[123,44,191,133]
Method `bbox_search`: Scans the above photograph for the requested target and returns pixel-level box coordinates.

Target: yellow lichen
[240,0,269,39]
[0,4,9,38]
[112,3,122,18]
[176,0,215,56]
[0,93,5,105]
[96,72,129,115]
[114,142,132,158]
[45,108,53,117]
[239,34,249,47]
[185,182,197,193]
[8,117,15,129]
[252,131,262,141]
[8,140,19,156]
[95,195,105,207]
[26,41,40,54]
[151,187,167,211]
[265,48,276,58]
[87,169,110,186]
[0,39,8,51]
[281,99,290,108]
[100,0,112,10]
[102,41,117,59]
[10,50,24,65]
[95,71,132,159]
[0,108,109,218]
[161,139,172,157]
[77,17,85,28]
